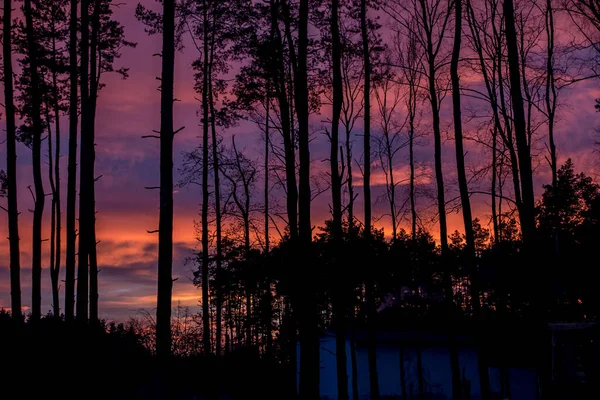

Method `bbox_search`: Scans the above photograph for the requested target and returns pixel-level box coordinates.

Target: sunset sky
[1,0,599,321]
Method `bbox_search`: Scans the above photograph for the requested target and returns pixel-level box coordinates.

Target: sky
[1,0,599,321]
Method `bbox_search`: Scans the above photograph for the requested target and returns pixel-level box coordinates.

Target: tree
[35,0,69,319]
[293,0,319,397]
[65,0,78,321]
[330,1,348,399]
[374,67,406,241]
[76,0,134,323]
[361,1,379,399]
[504,0,536,244]
[221,136,259,346]
[464,0,521,242]
[3,0,22,320]
[450,0,489,397]
[77,0,91,322]
[156,0,175,358]
[395,25,422,241]
[22,0,46,322]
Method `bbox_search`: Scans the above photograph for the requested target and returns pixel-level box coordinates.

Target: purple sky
[1,0,599,321]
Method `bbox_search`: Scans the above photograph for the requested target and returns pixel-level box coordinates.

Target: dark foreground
[1,312,599,400]
[0,313,288,400]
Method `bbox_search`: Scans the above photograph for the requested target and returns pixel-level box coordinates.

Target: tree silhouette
[2,0,22,320]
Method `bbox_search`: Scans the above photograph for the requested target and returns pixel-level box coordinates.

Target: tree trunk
[406,51,418,241]
[24,0,45,323]
[331,1,348,398]
[47,110,59,317]
[345,124,354,229]
[270,1,298,393]
[409,120,416,241]
[65,0,78,322]
[201,0,211,355]
[418,0,460,396]
[503,0,535,244]
[296,0,318,398]
[265,96,270,256]
[3,0,22,320]
[264,94,273,354]
[208,30,223,357]
[331,0,343,245]
[156,0,175,358]
[77,0,90,322]
[88,0,101,325]
[384,124,397,241]
[545,0,557,187]
[50,15,62,319]
[491,126,499,242]
[273,0,298,242]
[361,1,379,399]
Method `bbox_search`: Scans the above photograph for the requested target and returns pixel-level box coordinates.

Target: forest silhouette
[1,0,600,399]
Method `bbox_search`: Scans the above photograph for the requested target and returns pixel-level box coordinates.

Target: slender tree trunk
[265,96,270,256]
[407,66,417,241]
[409,127,416,240]
[156,0,175,358]
[264,94,273,354]
[201,0,211,354]
[497,50,523,220]
[51,20,62,319]
[297,0,318,398]
[345,124,354,229]
[545,0,557,187]
[331,1,348,398]
[273,0,298,241]
[24,0,45,322]
[270,2,298,394]
[77,0,90,322]
[47,110,59,317]
[208,33,223,357]
[451,9,490,398]
[331,0,343,244]
[296,0,310,248]
[65,0,78,321]
[385,130,397,240]
[201,0,211,355]
[361,1,379,399]
[452,0,478,318]
[491,126,499,242]
[503,0,535,244]
[417,0,461,396]
[88,0,100,324]
[3,0,22,320]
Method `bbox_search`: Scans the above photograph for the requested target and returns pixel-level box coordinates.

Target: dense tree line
[3,0,600,399]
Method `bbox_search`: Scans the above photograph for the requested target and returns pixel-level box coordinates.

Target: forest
[1,0,600,399]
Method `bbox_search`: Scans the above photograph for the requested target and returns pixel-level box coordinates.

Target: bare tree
[221,136,259,347]
[395,25,423,240]
[361,1,379,399]
[450,0,490,397]
[374,68,407,241]
[504,0,536,244]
